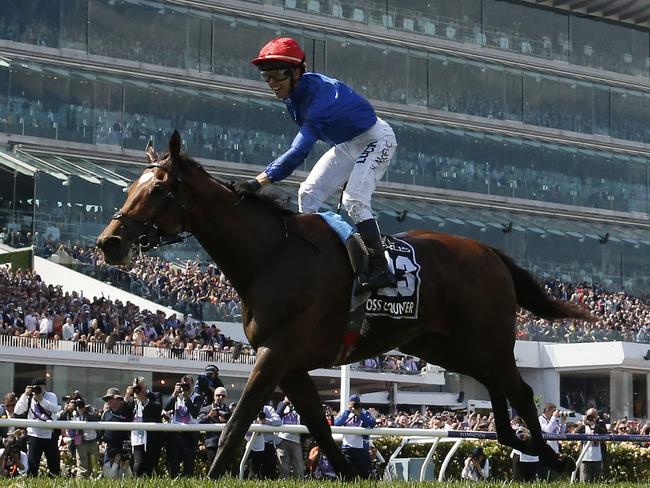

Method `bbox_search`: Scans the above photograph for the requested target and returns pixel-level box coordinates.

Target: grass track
[7,479,648,487]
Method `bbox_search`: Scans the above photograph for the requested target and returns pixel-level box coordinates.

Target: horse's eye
[152,184,166,194]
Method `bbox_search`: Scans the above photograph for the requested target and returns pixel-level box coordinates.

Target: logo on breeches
[355,141,378,165]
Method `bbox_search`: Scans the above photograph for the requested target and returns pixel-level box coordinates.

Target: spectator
[307,442,336,480]
[574,408,607,482]
[0,393,18,437]
[194,364,224,406]
[334,394,376,479]
[125,377,163,477]
[275,396,304,479]
[164,375,202,478]
[58,396,100,478]
[0,435,28,477]
[461,446,490,481]
[197,386,230,469]
[99,388,129,459]
[537,402,566,480]
[13,378,60,476]
[510,417,538,482]
[247,405,281,479]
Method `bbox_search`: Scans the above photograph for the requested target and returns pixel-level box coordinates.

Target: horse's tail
[491,248,593,322]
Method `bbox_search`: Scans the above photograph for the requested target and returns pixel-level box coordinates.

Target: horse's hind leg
[280,370,357,479]
[486,388,528,452]
[504,372,573,472]
[208,346,288,479]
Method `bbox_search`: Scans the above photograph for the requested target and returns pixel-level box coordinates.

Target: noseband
[111,163,188,251]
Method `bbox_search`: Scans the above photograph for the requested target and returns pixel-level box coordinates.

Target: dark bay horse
[97,131,591,478]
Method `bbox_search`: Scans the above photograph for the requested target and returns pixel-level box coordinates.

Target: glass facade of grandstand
[1,0,650,300]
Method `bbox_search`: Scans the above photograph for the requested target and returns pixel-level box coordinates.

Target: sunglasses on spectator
[215,394,226,397]
[261,68,293,83]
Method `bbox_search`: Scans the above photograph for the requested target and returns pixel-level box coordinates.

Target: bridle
[111,160,246,252]
[111,163,189,252]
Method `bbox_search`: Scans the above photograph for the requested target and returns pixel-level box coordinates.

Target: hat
[205,365,219,374]
[348,394,360,403]
[102,387,124,401]
[471,447,484,457]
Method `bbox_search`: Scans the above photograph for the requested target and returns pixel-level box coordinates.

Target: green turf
[9,479,648,487]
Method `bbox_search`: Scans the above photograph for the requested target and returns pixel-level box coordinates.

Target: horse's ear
[169,130,182,160]
[145,139,158,164]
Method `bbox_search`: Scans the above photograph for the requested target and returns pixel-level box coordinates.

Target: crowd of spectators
[2,93,648,216]
[4,232,650,347]
[0,265,251,360]
[516,280,650,344]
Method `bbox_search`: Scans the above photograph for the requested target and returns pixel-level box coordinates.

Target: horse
[97,130,591,478]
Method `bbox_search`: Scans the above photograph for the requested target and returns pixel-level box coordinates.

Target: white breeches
[298,117,397,223]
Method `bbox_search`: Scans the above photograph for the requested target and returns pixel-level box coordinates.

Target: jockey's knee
[342,195,372,223]
[298,183,323,214]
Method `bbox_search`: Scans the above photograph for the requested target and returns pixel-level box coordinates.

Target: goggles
[261,68,293,83]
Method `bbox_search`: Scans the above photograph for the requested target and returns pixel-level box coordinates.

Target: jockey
[235,37,397,292]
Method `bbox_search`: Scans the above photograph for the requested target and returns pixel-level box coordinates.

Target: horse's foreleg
[280,370,357,480]
[207,346,287,479]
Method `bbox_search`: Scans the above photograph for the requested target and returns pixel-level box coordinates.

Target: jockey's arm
[260,126,318,183]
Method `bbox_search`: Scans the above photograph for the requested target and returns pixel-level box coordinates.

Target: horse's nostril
[100,235,123,254]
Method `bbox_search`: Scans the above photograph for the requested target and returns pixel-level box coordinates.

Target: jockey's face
[261,67,300,99]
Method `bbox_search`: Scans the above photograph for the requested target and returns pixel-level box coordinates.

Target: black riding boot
[356,219,396,292]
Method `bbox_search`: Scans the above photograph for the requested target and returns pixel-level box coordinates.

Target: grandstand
[1,0,650,424]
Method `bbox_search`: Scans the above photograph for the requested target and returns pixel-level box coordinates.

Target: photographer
[58,396,100,478]
[510,417,538,482]
[164,375,202,477]
[461,447,490,481]
[246,405,281,479]
[275,396,304,479]
[198,386,230,468]
[333,394,376,479]
[0,435,27,477]
[102,447,133,479]
[13,378,60,476]
[194,365,224,406]
[125,377,163,477]
[100,388,129,461]
[574,408,607,482]
[537,402,567,480]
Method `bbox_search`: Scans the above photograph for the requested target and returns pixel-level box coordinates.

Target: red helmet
[251,37,305,68]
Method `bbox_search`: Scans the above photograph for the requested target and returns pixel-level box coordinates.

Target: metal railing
[0,418,646,482]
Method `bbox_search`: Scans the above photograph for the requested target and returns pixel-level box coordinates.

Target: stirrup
[359,270,396,292]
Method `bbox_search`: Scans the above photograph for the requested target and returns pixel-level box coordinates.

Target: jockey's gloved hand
[234,178,262,194]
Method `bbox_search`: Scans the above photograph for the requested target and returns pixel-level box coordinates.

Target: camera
[257,411,266,421]
[559,410,575,418]
[132,385,142,394]
[177,382,191,392]
[352,402,361,410]
[29,385,42,395]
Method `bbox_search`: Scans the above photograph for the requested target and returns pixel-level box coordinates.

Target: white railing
[0,419,646,482]
[0,334,257,364]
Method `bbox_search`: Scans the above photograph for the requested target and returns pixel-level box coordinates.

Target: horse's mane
[175,152,295,217]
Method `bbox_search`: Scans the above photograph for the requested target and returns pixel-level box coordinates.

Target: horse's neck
[187,181,286,298]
